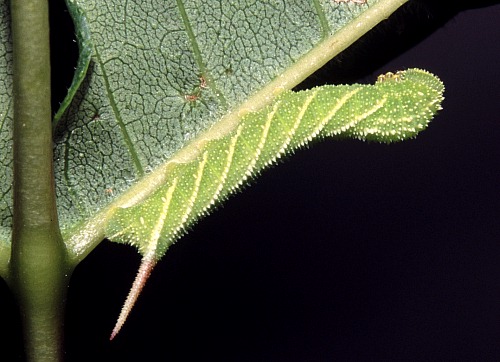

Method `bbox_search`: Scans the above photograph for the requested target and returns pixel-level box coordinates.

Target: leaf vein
[176,0,227,108]
[94,47,144,177]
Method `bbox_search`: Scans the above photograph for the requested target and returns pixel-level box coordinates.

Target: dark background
[2,1,499,361]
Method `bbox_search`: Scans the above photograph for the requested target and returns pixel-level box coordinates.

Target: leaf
[0,0,408,266]
[106,68,444,337]
[56,0,410,261]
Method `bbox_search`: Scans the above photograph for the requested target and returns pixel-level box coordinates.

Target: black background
[1,1,499,361]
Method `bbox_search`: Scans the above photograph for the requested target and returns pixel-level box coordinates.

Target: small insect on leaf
[106,68,444,338]
[199,75,208,89]
[184,94,199,102]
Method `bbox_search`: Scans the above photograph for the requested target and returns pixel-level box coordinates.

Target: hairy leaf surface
[55,0,411,260]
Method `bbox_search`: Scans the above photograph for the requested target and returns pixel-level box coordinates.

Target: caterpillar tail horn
[110,251,157,340]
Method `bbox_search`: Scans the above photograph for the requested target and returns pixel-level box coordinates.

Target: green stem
[9,0,69,360]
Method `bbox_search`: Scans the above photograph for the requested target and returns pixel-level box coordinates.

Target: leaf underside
[53,0,393,238]
[0,0,410,263]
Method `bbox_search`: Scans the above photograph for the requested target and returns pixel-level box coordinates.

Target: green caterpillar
[106,68,444,338]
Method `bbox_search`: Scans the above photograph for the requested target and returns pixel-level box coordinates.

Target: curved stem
[9,0,69,360]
